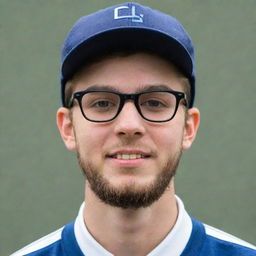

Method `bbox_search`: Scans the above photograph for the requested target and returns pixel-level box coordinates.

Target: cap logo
[114,5,144,23]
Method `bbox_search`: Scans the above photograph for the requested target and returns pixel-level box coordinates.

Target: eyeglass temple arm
[66,94,75,108]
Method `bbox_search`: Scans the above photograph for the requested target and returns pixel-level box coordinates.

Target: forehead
[72,52,185,93]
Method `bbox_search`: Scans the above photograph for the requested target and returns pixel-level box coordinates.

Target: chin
[109,174,155,188]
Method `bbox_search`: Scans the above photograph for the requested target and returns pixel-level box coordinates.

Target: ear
[182,107,200,151]
[56,107,77,151]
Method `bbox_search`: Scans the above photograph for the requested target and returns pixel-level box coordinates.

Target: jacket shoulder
[203,223,256,255]
[10,227,64,256]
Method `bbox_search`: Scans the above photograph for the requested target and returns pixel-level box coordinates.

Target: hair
[64,50,191,107]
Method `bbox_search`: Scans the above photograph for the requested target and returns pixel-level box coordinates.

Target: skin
[57,53,200,256]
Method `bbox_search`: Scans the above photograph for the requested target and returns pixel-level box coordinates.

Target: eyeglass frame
[67,89,187,123]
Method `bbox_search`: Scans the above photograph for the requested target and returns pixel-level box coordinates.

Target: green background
[1,0,255,255]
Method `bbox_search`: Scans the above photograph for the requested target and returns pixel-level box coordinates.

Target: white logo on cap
[114,5,144,23]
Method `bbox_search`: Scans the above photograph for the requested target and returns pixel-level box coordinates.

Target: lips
[111,154,148,160]
[107,150,151,160]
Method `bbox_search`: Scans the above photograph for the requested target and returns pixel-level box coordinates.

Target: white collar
[74,196,192,256]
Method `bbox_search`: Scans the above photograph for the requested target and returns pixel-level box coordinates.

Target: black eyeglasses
[68,89,187,123]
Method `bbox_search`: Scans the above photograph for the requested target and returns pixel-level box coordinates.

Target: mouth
[106,150,152,168]
[106,149,152,161]
[109,154,150,160]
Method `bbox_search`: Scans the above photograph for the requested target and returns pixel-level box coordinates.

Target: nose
[113,101,146,137]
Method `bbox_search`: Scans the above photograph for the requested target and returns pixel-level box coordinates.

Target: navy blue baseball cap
[61,2,196,107]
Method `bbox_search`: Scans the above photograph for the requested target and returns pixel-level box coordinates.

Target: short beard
[77,150,182,210]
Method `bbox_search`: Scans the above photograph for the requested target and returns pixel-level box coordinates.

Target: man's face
[58,53,199,209]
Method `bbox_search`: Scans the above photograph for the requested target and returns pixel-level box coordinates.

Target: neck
[83,181,178,256]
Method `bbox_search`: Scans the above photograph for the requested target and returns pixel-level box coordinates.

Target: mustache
[103,142,156,156]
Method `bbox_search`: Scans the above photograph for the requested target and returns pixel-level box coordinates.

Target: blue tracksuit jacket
[11,218,256,256]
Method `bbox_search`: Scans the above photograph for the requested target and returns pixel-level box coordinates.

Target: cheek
[75,124,109,157]
[151,124,184,153]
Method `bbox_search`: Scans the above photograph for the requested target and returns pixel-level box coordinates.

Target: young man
[11,2,256,256]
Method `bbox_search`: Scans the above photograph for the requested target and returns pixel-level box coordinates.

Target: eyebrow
[86,85,120,92]
[137,84,173,92]
[85,84,174,93]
